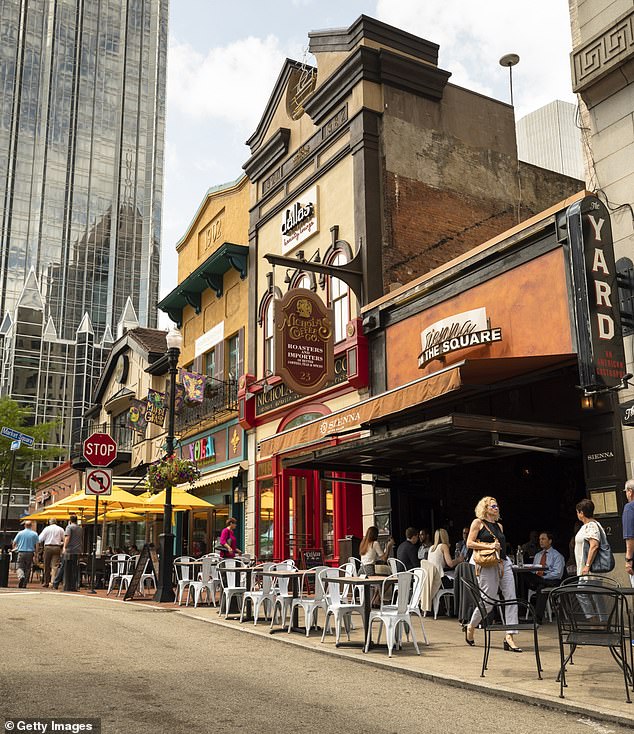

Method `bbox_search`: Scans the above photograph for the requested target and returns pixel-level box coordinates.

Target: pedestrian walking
[623,480,634,587]
[12,520,40,588]
[38,518,65,587]
[464,496,522,652]
[63,515,83,591]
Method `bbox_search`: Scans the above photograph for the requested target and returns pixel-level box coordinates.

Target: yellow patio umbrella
[142,488,215,511]
[96,509,144,522]
[47,485,144,511]
[22,506,94,522]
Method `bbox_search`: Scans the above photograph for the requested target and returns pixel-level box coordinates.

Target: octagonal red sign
[83,432,117,467]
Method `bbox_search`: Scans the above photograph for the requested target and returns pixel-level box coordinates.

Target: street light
[154,325,183,602]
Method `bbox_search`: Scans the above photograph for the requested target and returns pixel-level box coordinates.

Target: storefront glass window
[322,482,334,558]
[258,478,274,560]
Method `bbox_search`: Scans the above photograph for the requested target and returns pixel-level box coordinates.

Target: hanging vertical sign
[274,288,334,395]
[566,195,626,390]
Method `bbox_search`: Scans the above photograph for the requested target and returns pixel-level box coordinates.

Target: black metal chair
[550,585,633,703]
[461,578,542,679]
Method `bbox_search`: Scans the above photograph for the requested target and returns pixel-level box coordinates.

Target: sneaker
[18,578,26,588]
[52,583,59,590]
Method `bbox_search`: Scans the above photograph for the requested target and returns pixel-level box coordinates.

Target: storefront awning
[284,413,581,478]
[192,463,242,489]
[258,354,576,458]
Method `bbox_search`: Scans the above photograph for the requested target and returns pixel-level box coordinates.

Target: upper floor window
[204,348,215,377]
[263,298,274,375]
[227,334,240,381]
[327,251,350,343]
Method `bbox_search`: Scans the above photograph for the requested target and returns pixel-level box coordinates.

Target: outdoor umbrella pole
[89,494,98,594]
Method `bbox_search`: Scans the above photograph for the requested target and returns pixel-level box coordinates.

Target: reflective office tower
[0,1,167,470]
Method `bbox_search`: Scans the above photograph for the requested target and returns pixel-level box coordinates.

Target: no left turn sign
[85,467,113,496]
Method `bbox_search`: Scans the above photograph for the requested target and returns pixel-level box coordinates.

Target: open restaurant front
[264,193,630,566]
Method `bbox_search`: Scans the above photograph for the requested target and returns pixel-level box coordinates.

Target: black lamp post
[154,325,182,602]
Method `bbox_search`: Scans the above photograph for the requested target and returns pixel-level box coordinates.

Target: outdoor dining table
[263,569,315,634]
[323,575,388,651]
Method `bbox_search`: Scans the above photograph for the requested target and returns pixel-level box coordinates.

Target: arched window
[290,271,312,290]
[263,297,274,374]
[328,251,350,343]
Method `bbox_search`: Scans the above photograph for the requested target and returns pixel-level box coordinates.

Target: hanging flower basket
[147,454,200,491]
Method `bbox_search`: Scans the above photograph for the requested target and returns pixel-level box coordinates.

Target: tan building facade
[569,1,634,527]
[238,16,584,564]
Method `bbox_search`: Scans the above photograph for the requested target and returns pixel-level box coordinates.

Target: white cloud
[375,0,576,117]
[167,35,290,130]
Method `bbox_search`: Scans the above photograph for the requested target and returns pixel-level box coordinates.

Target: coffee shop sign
[418,307,502,368]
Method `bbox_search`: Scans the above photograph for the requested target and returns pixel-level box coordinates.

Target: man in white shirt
[38,518,65,588]
[526,531,565,623]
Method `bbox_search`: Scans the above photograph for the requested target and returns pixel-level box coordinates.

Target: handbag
[473,521,501,569]
[586,522,615,573]
[473,547,500,568]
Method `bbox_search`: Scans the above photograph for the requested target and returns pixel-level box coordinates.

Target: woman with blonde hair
[428,528,464,587]
[463,496,522,652]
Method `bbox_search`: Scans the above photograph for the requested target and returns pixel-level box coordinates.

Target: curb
[176,608,634,730]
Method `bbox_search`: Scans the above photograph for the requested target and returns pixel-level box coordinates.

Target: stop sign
[83,432,117,467]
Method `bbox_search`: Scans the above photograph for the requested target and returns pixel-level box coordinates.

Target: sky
[161,0,577,306]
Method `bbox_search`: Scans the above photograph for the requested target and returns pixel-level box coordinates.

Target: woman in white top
[359,526,394,570]
[428,528,464,587]
[574,498,602,575]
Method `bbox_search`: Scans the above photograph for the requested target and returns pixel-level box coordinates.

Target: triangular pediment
[117,296,139,338]
[0,312,13,336]
[17,268,44,311]
[43,317,58,341]
[76,312,94,335]
[246,59,316,154]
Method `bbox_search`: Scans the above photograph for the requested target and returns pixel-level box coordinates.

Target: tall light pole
[499,53,520,107]
[154,325,182,603]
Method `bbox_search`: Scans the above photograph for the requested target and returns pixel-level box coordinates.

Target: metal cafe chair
[461,578,542,679]
[550,585,633,703]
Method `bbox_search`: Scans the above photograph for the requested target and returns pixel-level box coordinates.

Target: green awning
[158,242,248,325]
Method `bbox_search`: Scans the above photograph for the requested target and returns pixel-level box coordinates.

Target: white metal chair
[365,572,421,657]
[173,556,196,606]
[240,563,275,624]
[407,567,429,645]
[117,555,139,597]
[218,558,247,617]
[388,557,407,574]
[269,560,299,628]
[106,554,130,595]
[287,565,330,637]
[321,568,365,645]
[187,555,219,608]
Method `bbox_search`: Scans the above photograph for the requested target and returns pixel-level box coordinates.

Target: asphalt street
[0,591,631,734]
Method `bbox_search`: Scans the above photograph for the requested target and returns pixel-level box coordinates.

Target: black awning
[284,413,580,478]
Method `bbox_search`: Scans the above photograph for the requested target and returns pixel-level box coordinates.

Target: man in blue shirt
[12,520,40,588]
[622,479,634,587]
[525,531,565,623]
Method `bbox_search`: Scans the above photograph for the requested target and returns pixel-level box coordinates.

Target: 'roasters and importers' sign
[274,288,334,395]
[418,307,502,368]
[281,185,318,254]
[567,195,626,390]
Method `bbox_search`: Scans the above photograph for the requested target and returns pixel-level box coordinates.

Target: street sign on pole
[85,467,113,496]
[83,432,117,467]
[10,440,20,451]
[1,426,34,447]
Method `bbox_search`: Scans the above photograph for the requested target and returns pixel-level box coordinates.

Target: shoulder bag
[586,521,615,573]
[473,521,500,569]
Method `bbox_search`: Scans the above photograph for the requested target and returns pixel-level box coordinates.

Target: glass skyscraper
[0,1,167,472]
